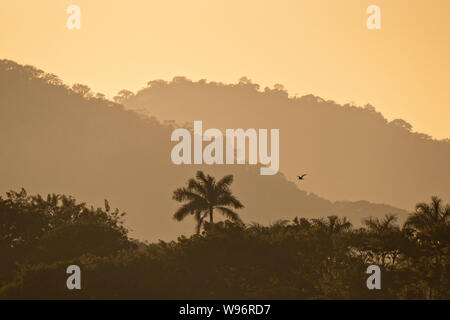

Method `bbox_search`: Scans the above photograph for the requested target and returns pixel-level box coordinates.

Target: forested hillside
[121,76,450,209]
[0,60,407,241]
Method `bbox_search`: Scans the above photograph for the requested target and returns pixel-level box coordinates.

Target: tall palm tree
[172,171,244,233]
[311,216,352,270]
[404,196,450,300]
[405,196,450,232]
[404,196,450,256]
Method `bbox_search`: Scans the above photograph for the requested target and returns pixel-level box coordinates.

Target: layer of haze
[0,60,411,240]
[0,0,449,139]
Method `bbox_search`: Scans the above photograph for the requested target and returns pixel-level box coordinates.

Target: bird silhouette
[297,174,307,180]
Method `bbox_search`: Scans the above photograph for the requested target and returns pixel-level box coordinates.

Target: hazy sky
[1,0,449,139]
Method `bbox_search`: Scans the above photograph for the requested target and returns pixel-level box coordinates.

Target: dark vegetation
[122,75,450,210]
[0,183,448,299]
[172,171,244,233]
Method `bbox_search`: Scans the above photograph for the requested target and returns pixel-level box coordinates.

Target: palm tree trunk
[209,207,214,224]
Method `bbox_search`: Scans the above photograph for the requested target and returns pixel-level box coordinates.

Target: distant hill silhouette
[120,76,450,210]
[0,60,409,241]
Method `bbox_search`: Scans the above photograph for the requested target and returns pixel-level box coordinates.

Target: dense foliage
[0,189,448,299]
[2,59,440,243]
[0,189,134,288]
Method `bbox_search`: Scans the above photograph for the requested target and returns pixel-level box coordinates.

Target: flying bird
[297,174,307,180]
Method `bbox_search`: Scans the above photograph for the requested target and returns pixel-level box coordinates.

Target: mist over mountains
[120,76,450,210]
[1,60,440,240]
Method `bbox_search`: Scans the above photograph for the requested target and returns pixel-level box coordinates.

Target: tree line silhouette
[0,172,448,299]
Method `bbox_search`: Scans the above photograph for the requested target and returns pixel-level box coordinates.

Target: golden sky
[1,0,449,139]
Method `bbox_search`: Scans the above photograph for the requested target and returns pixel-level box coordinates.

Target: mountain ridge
[0,60,419,240]
[119,76,450,209]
